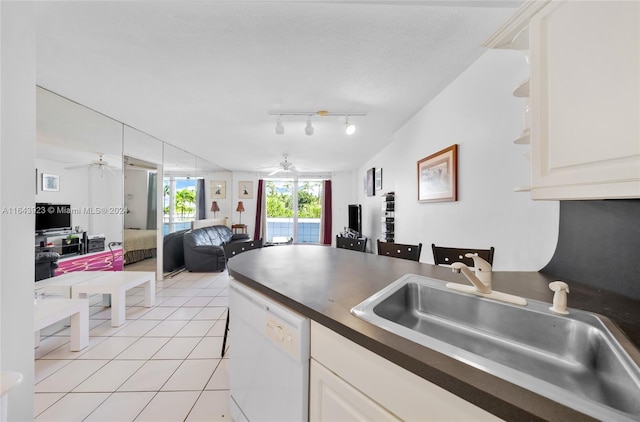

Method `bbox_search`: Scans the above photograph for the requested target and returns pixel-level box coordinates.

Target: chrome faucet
[450,253,492,294]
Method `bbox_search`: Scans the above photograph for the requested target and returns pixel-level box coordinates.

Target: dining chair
[377,240,422,262]
[431,243,495,267]
[336,235,367,252]
[222,238,263,357]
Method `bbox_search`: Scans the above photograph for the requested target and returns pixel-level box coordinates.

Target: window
[163,177,197,234]
[266,179,323,243]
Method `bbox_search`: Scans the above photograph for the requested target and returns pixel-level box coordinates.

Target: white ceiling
[34,1,519,174]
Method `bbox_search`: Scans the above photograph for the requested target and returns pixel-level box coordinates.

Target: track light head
[305,117,314,136]
[345,116,356,135]
[275,117,284,135]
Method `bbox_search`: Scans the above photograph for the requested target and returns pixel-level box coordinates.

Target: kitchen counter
[227,245,640,421]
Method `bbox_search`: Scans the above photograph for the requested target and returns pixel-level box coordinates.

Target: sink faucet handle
[549,281,570,315]
[464,253,492,273]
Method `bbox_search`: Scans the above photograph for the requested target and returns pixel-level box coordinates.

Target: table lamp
[236,201,245,224]
[210,201,220,217]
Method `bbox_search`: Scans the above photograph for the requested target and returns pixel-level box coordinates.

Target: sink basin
[351,274,640,421]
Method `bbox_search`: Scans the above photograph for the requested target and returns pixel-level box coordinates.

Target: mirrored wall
[36,86,228,280]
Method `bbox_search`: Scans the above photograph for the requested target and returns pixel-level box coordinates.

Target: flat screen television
[348,204,361,236]
[36,203,72,232]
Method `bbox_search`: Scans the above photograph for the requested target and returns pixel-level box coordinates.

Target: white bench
[34,298,89,351]
[71,271,155,327]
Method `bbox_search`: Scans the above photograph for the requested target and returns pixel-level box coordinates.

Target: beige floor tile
[186,390,230,422]
[112,320,161,337]
[175,320,216,337]
[152,337,201,360]
[35,392,110,421]
[118,360,181,392]
[189,337,224,359]
[184,296,213,307]
[137,306,179,320]
[205,359,229,390]
[161,359,219,391]
[135,391,201,421]
[115,337,171,360]
[83,391,156,422]
[35,360,109,393]
[144,320,188,337]
[35,359,72,384]
[77,337,139,360]
[193,307,226,320]
[73,360,146,392]
[165,306,202,320]
[33,392,65,419]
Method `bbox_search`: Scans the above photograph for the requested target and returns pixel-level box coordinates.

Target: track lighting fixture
[305,117,314,136]
[345,116,356,135]
[275,116,285,135]
[268,110,366,136]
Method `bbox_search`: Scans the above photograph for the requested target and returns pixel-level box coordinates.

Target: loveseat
[35,251,60,281]
[163,229,188,273]
[183,225,251,272]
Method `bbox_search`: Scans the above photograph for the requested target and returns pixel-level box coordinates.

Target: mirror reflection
[36,87,124,279]
[35,86,229,282]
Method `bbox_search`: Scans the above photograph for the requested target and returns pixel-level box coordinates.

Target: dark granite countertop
[227,245,640,421]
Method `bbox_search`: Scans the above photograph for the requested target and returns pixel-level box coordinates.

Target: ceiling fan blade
[268,168,280,176]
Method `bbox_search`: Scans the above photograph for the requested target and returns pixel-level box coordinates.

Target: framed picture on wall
[42,173,60,192]
[366,167,375,197]
[375,168,383,191]
[239,181,253,199]
[211,180,226,199]
[417,144,458,203]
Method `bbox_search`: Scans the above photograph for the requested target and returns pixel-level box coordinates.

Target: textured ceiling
[35,1,519,174]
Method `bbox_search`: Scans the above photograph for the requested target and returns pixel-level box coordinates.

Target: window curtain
[320,180,332,245]
[196,178,206,220]
[146,172,157,230]
[253,179,267,241]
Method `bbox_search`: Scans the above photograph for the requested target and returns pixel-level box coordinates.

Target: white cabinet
[310,359,400,421]
[529,0,640,199]
[310,321,501,422]
[485,0,640,200]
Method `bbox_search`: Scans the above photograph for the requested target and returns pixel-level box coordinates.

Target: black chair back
[223,238,263,260]
[431,243,494,267]
[336,236,367,252]
[377,240,422,262]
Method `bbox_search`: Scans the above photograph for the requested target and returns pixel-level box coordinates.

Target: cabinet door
[529,0,640,199]
[310,359,400,422]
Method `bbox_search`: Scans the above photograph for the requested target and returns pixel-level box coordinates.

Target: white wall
[358,49,559,270]
[331,171,360,245]
[0,3,35,419]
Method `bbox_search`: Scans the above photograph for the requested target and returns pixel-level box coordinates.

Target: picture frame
[41,173,60,192]
[375,168,383,191]
[366,167,375,197]
[239,181,253,199]
[417,144,458,203]
[210,180,226,199]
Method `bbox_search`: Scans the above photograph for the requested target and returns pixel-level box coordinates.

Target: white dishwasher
[229,280,310,422]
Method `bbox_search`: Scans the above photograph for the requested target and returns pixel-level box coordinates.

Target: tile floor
[34,268,231,422]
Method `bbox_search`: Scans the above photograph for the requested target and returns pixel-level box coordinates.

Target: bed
[123,229,157,265]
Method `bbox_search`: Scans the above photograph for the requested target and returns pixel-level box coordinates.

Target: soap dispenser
[549,281,570,315]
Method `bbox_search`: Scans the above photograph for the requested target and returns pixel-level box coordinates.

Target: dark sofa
[35,251,60,281]
[183,225,250,272]
[163,229,188,273]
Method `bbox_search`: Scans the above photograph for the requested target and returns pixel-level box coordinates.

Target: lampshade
[275,117,285,135]
[210,201,220,212]
[236,201,245,213]
[305,118,314,136]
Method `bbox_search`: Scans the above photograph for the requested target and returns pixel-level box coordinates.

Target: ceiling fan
[267,154,298,176]
[65,153,118,174]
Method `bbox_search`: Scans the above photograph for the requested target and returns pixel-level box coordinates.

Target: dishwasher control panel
[265,314,300,360]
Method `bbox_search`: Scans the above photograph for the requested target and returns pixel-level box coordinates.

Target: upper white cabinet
[486,0,640,200]
[530,0,640,199]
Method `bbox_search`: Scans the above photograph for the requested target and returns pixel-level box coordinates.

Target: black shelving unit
[381,192,395,242]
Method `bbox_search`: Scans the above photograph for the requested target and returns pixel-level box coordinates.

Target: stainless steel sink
[351,274,640,421]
